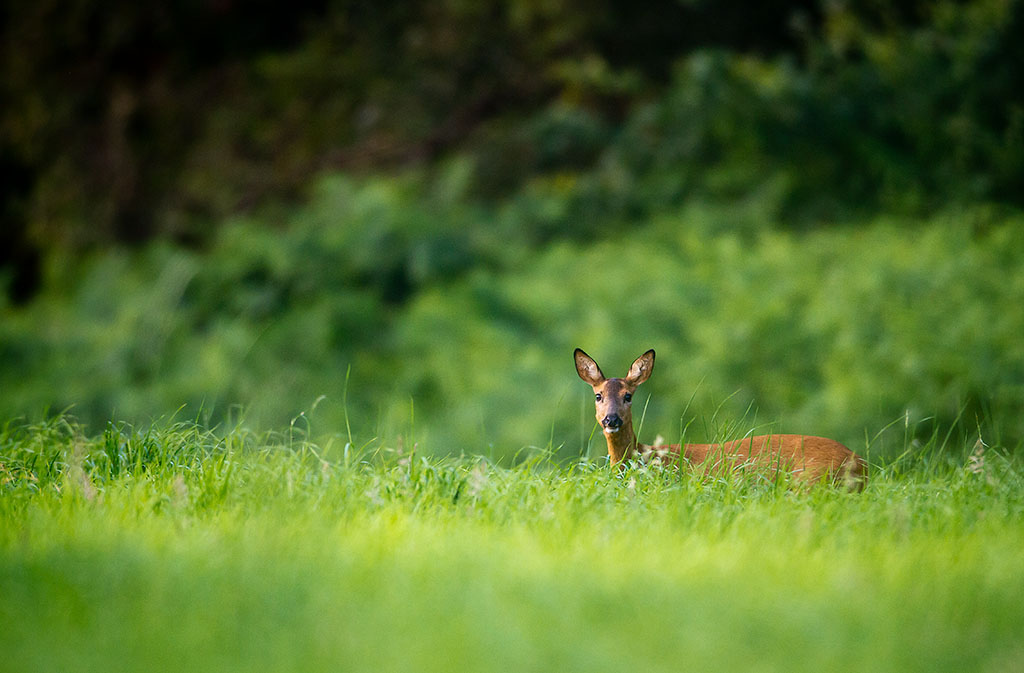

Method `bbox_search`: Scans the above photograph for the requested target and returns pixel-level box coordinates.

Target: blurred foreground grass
[2,417,1022,672]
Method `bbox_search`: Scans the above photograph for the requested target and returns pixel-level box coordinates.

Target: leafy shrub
[4,180,1020,461]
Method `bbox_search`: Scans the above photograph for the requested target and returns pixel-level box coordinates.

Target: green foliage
[5,0,1024,275]
[3,0,1024,460]
[1,419,1023,672]
[2,181,1021,459]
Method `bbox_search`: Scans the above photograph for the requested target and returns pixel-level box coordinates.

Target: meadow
[4,5,1024,669]
[2,416,1022,673]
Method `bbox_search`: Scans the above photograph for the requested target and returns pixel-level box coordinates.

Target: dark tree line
[3,0,1022,303]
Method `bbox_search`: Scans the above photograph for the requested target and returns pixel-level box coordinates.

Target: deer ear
[574,348,605,386]
[625,349,655,386]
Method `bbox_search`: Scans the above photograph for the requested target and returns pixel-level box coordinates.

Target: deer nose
[602,414,622,429]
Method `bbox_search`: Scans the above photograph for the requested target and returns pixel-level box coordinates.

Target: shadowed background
[2,0,1023,459]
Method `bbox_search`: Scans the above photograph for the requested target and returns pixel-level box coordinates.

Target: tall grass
[1,415,1022,672]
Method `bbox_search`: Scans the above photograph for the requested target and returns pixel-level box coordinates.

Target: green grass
[2,417,1023,673]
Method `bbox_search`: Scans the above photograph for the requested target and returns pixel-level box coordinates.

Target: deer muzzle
[601,414,623,433]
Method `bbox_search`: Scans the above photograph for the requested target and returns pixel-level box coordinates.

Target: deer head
[574,348,655,463]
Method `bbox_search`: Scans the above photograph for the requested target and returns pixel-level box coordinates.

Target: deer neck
[604,423,639,465]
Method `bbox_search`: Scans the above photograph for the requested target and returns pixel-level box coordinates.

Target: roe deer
[574,348,867,488]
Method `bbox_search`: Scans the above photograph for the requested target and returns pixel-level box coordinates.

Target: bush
[4,183,1020,460]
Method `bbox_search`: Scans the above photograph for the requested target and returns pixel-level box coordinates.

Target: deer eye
[624,393,633,403]
[595,393,603,402]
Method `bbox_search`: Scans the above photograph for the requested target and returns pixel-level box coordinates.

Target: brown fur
[574,348,867,489]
